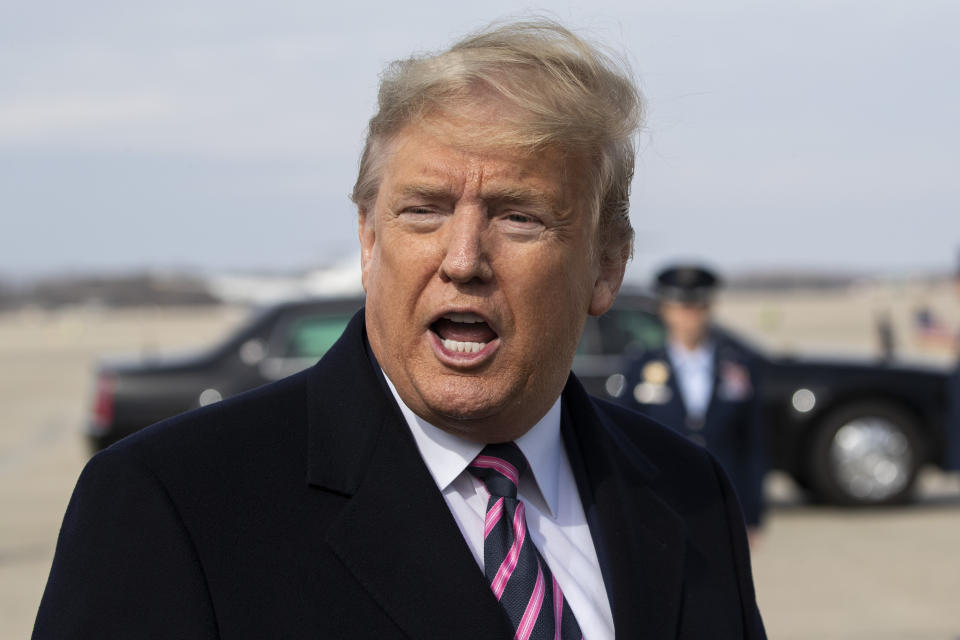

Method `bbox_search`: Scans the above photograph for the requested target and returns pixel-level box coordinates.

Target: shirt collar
[667,338,714,368]
[513,399,562,518]
[381,370,562,518]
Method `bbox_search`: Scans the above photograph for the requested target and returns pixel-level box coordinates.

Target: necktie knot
[468,443,527,499]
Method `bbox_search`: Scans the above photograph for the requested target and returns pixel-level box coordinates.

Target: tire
[807,401,923,506]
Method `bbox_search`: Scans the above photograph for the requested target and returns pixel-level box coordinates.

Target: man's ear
[588,243,629,317]
[358,206,375,291]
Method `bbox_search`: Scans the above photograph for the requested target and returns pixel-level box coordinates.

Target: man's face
[358,119,624,442]
[660,300,711,349]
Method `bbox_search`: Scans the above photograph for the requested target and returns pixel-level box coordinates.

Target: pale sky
[2,1,958,283]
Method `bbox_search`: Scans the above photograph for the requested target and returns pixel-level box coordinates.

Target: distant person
[615,265,767,535]
[33,19,765,639]
[875,310,896,361]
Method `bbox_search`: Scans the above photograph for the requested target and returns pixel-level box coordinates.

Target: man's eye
[407,207,433,214]
[506,213,536,224]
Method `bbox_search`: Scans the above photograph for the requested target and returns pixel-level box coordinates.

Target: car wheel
[808,401,922,506]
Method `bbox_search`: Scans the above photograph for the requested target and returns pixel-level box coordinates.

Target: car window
[596,308,665,355]
[283,314,354,358]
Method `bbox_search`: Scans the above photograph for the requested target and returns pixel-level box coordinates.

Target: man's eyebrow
[395,183,561,209]
[483,186,557,208]
[397,184,456,201]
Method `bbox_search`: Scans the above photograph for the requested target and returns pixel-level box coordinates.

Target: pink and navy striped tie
[469,443,583,640]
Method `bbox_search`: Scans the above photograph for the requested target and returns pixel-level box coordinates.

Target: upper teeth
[443,312,485,324]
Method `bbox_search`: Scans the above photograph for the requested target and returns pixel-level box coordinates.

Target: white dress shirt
[667,339,715,419]
[382,374,615,640]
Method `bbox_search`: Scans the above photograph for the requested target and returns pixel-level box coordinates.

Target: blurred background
[2,1,959,638]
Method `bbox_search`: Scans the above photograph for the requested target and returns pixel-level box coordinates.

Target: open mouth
[429,312,499,354]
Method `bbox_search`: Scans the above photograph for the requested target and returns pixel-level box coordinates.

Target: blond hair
[351,18,644,265]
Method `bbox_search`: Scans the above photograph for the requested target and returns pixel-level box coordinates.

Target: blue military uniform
[614,264,766,527]
[616,338,766,527]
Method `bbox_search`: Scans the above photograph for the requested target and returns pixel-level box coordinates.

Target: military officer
[615,265,767,532]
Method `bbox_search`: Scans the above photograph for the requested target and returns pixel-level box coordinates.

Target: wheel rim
[828,417,913,501]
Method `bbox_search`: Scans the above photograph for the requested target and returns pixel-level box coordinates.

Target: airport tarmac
[2,291,959,639]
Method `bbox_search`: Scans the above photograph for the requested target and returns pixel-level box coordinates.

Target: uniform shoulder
[713,335,758,362]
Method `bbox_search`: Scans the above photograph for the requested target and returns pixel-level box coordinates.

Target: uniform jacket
[35,311,765,639]
[616,337,766,527]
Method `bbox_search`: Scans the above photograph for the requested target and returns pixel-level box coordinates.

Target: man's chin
[418,391,517,439]
[427,396,503,425]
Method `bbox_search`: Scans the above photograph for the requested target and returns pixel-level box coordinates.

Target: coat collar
[306,310,687,639]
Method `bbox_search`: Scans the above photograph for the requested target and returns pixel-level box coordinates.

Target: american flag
[914,307,953,339]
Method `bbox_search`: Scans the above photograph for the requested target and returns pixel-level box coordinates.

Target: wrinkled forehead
[379,122,589,216]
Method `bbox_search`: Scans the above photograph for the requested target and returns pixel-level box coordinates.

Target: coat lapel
[305,312,512,640]
[562,375,686,640]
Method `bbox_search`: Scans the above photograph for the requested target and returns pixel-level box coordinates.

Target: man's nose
[438,207,493,284]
